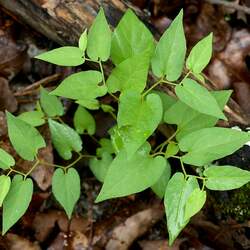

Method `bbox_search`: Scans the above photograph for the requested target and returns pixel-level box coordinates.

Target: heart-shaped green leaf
[35,46,84,66]
[6,112,46,161]
[48,119,82,160]
[78,29,87,51]
[0,148,15,170]
[184,188,206,221]
[151,160,171,198]
[107,53,149,93]
[164,173,198,245]
[18,110,45,127]
[204,165,250,190]
[179,127,250,166]
[111,9,154,65]
[87,8,111,61]
[2,175,33,235]
[96,143,166,202]
[151,10,186,81]
[40,87,64,117]
[0,175,11,206]
[50,71,107,109]
[165,143,179,159]
[96,138,115,156]
[164,90,232,140]
[90,152,113,183]
[117,90,162,156]
[186,33,213,74]
[73,106,96,135]
[52,168,80,218]
[175,78,226,120]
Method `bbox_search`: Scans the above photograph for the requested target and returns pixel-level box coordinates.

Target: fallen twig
[14,73,61,96]
[206,0,250,15]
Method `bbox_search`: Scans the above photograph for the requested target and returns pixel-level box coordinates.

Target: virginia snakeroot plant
[0,8,250,245]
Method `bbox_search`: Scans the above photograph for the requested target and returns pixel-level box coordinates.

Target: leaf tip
[95,192,106,203]
[168,235,175,247]
[66,211,73,220]
[2,227,7,236]
[94,196,102,203]
[177,8,184,18]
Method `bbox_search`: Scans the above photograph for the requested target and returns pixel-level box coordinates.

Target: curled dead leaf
[5,234,41,250]
[0,77,17,112]
[105,206,164,250]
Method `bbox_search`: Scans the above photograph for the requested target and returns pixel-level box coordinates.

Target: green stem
[150,152,165,157]
[153,130,178,153]
[201,179,206,191]
[180,70,191,84]
[64,152,94,171]
[153,142,165,153]
[98,60,106,85]
[7,153,94,178]
[180,159,187,178]
[85,57,99,63]
[142,77,177,98]
[142,78,163,98]
[187,174,207,181]
[7,168,25,177]
[109,92,119,102]
[24,160,40,179]
[40,161,63,168]
[64,154,83,171]
[161,79,177,86]
[98,60,119,102]
[55,116,65,124]
[171,156,191,179]
[40,153,94,172]
[85,58,119,102]
[109,111,117,120]
[170,155,180,159]
[89,134,101,145]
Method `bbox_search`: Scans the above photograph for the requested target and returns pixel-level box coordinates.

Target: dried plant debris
[106,207,164,250]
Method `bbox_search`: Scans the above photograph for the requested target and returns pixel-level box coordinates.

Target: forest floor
[0,0,250,249]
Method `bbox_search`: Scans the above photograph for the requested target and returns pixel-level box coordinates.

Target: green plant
[0,7,250,245]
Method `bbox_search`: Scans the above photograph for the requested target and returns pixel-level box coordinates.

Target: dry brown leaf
[31,142,54,191]
[190,213,235,249]
[138,239,183,250]
[105,206,164,250]
[47,232,67,250]
[69,231,89,250]
[208,29,250,119]
[0,22,27,79]
[217,29,250,83]
[48,231,89,250]
[0,77,17,112]
[232,81,250,117]
[185,2,231,52]
[6,234,41,250]
[0,111,7,137]
[33,210,89,242]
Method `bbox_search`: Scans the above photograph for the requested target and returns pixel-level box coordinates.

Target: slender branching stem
[24,159,40,179]
[180,70,191,84]
[201,179,206,191]
[142,78,163,98]
[153,130,178,153]
[98,60,106,85]
[7,168,25,177]
[187,174,207,181]
[161,79,177,86]
[150,152,165,157]
[180,158,187,178]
